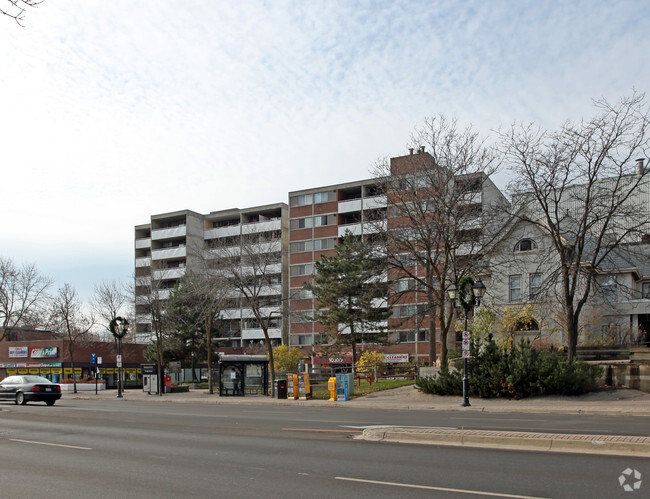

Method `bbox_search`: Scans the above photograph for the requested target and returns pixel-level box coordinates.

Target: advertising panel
[30,347,59,359]
[9,346,28,358]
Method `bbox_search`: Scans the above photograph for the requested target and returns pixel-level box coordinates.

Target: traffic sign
[117,354,122,368]
[90,353,97,364]
[462,339,470,350]
[462,350,471,358]
[462,331,471,339]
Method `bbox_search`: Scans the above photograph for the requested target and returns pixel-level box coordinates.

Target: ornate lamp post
[448,277,486,407]
[110,317,129,399]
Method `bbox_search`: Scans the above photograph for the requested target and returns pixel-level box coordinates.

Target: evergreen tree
[305,232,391,367]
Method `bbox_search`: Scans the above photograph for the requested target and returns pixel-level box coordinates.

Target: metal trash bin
[275,379,287,399]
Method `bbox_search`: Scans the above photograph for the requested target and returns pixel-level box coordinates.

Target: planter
[59,383,106,391]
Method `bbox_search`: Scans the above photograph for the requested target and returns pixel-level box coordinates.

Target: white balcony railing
[153,267,185,280]
[241,218,282,234]
[363,195,387,209]
[135,238,151,249]
[151,225,186,240]
[204,225,241,240]
[338,199,362,213]
[136,257,151,268]
[152,246,186,260]
[241,328,282,340]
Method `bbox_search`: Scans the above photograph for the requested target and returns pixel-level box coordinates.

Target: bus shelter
[218,355,269,396]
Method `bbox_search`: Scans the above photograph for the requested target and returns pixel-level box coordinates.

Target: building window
[601,276,617,301]
[297,335,313,345]
[314,214,336,227]
[290,264,313,276]
[290,289,313,300]
[509,275,522,302]
[290,217,312,230]
[313,238,335,250]
[529,273,542,300]
[313,191,335,204]
[514,239,536,252]
[290,194,313,207]
[642,282,650,299]
[290,241,313,253]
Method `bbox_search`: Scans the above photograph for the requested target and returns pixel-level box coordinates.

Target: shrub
[416,335,603,399]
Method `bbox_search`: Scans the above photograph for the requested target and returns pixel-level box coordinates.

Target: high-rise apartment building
[134,204,288,347]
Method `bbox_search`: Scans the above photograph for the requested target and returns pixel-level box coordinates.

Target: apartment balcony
[241,263,282,275]
[338,199,362,214]
[221,309,243,320]
[151,225,186,240]
[204,225,241,240]
[363,195,387,209]
[153,267,185,280]
[241,328,282,340]
[135,238,151,249]
[136,257,151,268]
[338,220,386,237]
[152,246,186,260]
[241,218,282,234]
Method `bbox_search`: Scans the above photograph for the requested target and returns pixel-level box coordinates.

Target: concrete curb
[360,427,650,457]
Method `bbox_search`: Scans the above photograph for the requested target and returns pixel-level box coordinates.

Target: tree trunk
[427,287,437,366]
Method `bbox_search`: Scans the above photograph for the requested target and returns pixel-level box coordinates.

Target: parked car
[0,375,62,405]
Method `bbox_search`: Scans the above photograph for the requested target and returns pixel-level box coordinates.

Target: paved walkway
[64,384,650,416]
[63,385,650,457]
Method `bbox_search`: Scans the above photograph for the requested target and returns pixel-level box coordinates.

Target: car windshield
[22,376,52,384]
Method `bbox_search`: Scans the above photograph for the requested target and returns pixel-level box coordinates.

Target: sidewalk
[64,385,650,457]
[64,384,650,417]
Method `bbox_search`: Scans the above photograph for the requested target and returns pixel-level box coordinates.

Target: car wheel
[16,392,26,405]
[45,400,56,406]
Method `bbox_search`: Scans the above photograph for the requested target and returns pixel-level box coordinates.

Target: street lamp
[110,317,129,399]
[448,278,486,407]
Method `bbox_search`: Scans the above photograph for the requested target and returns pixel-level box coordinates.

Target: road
[0,399,647,498]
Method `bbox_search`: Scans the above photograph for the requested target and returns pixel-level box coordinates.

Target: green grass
[310,378,415,400]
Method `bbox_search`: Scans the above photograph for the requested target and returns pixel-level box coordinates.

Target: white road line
[335,476,549,499]
[10,439,92,450]
[340,425,455,430]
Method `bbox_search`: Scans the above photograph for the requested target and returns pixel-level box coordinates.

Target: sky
[1,0,649,304]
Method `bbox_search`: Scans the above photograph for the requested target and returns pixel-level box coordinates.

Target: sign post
[91,353,97,394]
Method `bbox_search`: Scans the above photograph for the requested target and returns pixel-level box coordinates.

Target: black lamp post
[448,278,486,407]
[110,317,129,399]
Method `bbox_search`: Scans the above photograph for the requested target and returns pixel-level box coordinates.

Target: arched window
[514,238,536,252]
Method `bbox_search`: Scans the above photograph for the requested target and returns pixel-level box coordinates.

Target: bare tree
[49,283,95,394]
[177,269,229,394]
[0,257,52,341]
[501,92,650,362]
[134,269,169,396]
[372,116,502,368]
[92,280,129,338]
[208,231,284,396]
[1,0,43,27]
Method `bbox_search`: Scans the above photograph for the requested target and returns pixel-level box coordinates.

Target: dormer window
[514,238,536,252]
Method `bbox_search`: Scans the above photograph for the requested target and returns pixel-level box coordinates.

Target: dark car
[0,375,62,405]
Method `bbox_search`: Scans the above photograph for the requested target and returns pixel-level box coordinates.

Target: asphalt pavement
[62,384,650,457]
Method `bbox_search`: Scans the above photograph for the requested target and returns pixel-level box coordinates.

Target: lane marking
[10,439,92,450]
[335,476,549,498]
[283,428,362,433]
[341,425,455,430]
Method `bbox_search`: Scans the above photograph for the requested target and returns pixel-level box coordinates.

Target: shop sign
[385,353,410,363]
[6,368,17,375]
[9,346,28,358]
[30,347,58,359]
[51,368,62,374]
[64,367,73,374]
[40,368,51,374]
[17,368,28,374]
[28,368,40,374]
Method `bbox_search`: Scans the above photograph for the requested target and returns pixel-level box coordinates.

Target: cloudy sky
[1,0,648,303]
